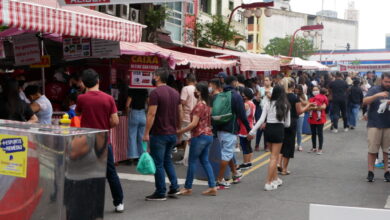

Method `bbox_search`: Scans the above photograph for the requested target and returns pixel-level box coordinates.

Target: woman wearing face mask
[295,85,308,152]
[308,86,329,155]
[177,81,217,196]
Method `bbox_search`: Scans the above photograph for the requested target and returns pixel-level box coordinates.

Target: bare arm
[178,104,183,129]
[363,92,389,106]
[125,97,132,114]
[30,102,40,113]
[177,115,199,134]
[143,105,157,141]
[109,113,119,128]
[27,114,38,123]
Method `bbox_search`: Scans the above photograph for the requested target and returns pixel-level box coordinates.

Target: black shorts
[281,118,297,158]
[264,123,285,143]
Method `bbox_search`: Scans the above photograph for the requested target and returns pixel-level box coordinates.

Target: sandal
[281,171,291,176]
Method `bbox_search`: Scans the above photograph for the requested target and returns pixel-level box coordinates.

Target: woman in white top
[256,76,273,151]
[248,85,291,191]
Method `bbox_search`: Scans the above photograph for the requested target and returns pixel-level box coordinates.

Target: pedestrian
[125,88,148,165]
[237,88,256,171]
[308,86,329,155]
[24,85,53,124]
[212,76,251,189]
[347,79,363,129]
[295,84,308,152]
[279,79,313,175]
[362,72,390,182]
[0,79,38,122]
[177,73,198,165]
[75,68,124,212]
[177,81,217,196]
[361,78,371,116]
[248,85,291,191]
[329,72,349,133]
[256,76,273,152]
[142,67,182,200]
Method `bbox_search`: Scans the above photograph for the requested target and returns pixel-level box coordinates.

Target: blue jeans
[127,109,146,159]
[185,135,216,189]
[296,117,304,146]
[107,144,124,206]
[150,135,179,196]
[348,103,360,127]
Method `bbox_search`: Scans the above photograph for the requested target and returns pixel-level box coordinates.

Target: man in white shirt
[25,85,53,124]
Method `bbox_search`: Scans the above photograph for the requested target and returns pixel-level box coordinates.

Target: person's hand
[176,129,182,135]
[247,135,254,140]
[260,123,266,130]
[376,91,389,98]
[142,134,150,142]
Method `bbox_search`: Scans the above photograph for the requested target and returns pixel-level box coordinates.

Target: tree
[145,6,169,42]
[195,15,239,48]
[264,35,317,59]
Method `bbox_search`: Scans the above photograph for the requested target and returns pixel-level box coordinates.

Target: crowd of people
[1,67,389,213]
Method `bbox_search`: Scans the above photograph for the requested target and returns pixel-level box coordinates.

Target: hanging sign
[30,55,51,68]
[91,39,120,58]
[63,37,91,59]
[13,34,41,66]
[129,56,160,88]
[0,135,28,178]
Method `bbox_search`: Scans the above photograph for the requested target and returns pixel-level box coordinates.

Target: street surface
[104,119,390,220]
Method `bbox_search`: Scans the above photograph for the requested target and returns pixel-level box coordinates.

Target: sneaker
[367,171,375,182]
[115,203,124,213]
[350,126,355,130]
[264,182,278,191]
[237,163,252,171]
[375,162,385,169]
[332,129,338,133]
[308,148,317,153]
[344,128,349,132]
[167,188,180,198]
[384,171,390,182]
[145,193,167,201]
[316,150,323,155]
[232,172,243,184]
[297,146,303,152]
[217,181,231,190]
[272,178,283,186]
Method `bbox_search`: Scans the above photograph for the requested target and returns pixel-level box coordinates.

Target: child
[67,93,78,119]
[309,88,328,121]
[237,88,256,170]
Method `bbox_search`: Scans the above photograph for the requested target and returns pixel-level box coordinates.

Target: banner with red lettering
[12,34,41,66]
[57,0,190,6]
[129,56,160,88]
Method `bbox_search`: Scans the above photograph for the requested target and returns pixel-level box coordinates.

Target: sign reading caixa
[130,56,160,71]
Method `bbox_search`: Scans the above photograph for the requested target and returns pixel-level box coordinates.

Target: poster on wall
[63,37,91,59]
[13,34,41,66]
[0,135,28,178]
[129,56,160,88]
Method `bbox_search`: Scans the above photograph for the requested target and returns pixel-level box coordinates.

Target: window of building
[217,0,222,15]
[187,2,194,14]
[235,11,244,23]
[200,0,211,14]
[229,1,234,11]
[248,34,254,43]
[248,16,254,24]
[165,2,183,42]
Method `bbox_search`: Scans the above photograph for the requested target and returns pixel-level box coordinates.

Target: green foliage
[145,6,169,32]
[195,15,239,47]
[264,35,317,59]
[0,26,8,32]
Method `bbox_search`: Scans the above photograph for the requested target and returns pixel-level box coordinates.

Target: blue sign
[0,138,26,153]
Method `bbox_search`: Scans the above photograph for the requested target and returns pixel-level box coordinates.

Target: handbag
[136,142,156,175]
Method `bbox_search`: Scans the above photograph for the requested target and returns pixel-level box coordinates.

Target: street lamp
[288,24,324,57]
[222,1,274,49]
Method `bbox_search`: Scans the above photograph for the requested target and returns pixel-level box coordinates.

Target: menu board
[63,37,91,59]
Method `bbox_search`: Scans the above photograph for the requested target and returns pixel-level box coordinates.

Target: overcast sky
[290,0,390,49]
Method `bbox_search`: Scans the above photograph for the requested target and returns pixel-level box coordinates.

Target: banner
[91,39,120,58]
[0,135,28,178]
[30,55,51,68]
[13,34,41,66]
[129,56,160,88]
[63,37,91,59]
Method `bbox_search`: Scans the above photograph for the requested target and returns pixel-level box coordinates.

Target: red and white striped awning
[0,0,145,42]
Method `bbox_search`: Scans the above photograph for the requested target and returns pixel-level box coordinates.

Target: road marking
[118,173,208,186]
[385,195,390,209]
[251,152,271,163]
[243,159,270,177]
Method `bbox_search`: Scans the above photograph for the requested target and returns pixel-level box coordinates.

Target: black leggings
[310,124,324,150]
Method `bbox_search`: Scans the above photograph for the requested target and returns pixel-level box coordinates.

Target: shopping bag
[136,142,156,175]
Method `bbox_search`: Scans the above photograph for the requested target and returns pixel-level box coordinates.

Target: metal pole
[40,34,45,95]
[288,28,301,57]
[222,5,241,49]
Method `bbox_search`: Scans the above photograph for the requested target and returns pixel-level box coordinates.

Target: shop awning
[120,42,237,70]
[0,0,145,42]
[287,57,329,71]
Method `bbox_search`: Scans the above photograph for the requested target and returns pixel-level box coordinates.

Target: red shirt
[308,94,328,125]
[239,100,255,136]
[191,102,212,137]
[76,91,117,130]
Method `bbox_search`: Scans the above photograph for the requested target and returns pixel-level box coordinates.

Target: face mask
[312,91,320,96]
[208,87,213,93]
[152,79,157,86]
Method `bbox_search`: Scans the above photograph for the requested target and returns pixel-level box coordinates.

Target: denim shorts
[217,131,237,161]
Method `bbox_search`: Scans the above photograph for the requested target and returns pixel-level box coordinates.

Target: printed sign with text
[0,135,28,178]
[13,34,41,66]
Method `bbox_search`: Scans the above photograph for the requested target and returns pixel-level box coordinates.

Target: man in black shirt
[329,72,349,133]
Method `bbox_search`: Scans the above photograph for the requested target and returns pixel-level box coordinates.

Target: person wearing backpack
[212,76,252,189]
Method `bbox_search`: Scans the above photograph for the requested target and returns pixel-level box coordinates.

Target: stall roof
[169,46,280,72]
[0,0,145,42]
[120,42,237,70]
[288,57,329,71]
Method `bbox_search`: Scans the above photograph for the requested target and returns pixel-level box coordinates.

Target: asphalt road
[104,119,390,220]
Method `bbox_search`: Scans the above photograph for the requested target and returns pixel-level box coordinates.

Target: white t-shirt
[35,95,53,124]
[180,85,197,122]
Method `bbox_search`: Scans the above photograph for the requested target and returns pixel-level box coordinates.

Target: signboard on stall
[91,39,120,58]
[63,37,91,59]
[0,134,28,178]
[30,55,51,68]
[129,56,160,88]
[13,34,41,66]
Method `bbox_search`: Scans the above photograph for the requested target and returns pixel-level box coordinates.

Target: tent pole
[40,33,45,95]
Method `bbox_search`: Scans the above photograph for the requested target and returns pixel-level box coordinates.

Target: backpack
[212,91,234,125]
